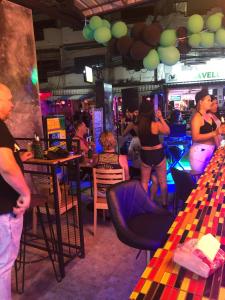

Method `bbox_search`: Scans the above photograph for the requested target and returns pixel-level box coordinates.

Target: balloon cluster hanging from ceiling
[82,12,225,71]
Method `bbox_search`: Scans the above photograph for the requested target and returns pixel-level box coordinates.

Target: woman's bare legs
[141,162,152,193]
[154,158,168,206]
[150,173,158,201]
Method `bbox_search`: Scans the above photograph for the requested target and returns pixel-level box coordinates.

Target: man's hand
[13,194,30,217]
[20,151,33,162]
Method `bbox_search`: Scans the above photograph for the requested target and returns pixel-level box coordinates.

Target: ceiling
[8,0,225,83]
[10,0,153,28]
[10,0,225,27]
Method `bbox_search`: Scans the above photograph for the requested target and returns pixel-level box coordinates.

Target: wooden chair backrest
[30,174,76,214]
[93,168,125,197]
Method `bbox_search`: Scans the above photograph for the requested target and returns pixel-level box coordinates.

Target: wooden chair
[93,168,125,235]
[31,174,78,233]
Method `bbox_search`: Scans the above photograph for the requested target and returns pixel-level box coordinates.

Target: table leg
[52,166,65,278]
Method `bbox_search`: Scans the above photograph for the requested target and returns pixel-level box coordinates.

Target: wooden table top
[25,154,81,165]
[130,147,225,300]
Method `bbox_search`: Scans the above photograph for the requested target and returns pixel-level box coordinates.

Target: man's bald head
[0,83,13,120]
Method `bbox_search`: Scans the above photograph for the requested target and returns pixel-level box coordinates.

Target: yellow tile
[219,218,223,223]
[180,278,190,291]
[186,224,191,230]
[200,226,206,234]
[141,280,151,294]
[193,219,198,225]
[215,211,220,217]
[129,291,139,299]
[164,241,172,250]
[177,290,186,300]
[218,287,225,300]
[142,267,151,279]
[154,249,162,258]
[178,229,184,235]
[178,211,183,217]
[168,227,174,234]
[160,272,170,285]
[208,221,213,227]
[187,231,193,238]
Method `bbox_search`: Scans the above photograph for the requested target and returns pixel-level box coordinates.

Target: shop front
[161,58,225,113]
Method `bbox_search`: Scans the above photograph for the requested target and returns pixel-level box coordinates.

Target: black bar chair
[171,167,197,215]
[15,195,61,294]
[106,180,174,262]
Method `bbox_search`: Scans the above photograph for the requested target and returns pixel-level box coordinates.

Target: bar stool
[15,194,60,294]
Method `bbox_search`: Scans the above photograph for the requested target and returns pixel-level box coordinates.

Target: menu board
[92,108,103,153]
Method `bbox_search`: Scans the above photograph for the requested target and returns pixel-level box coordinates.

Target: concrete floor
[11,199,146,300]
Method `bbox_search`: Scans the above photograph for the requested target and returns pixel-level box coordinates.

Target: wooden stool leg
[32,207,37,234]
[93,205,97,235]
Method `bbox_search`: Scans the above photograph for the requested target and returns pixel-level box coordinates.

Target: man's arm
[0,147,30,214]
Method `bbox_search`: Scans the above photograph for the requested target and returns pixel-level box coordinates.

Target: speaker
[95,81,104,108]
[95,81,113,131]
[121,88,139,114]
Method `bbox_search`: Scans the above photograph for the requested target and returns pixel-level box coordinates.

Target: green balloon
[206,13,223,32]
[102,19,111,29]
[160,29,177,47]
[143,49,160,70]
[89,16,103,30]
[188,33,201,47]
[215,12,224,18]
[82,25,94,40]
[158,46,180,66]
[200,32,214,48]
[187,14,204,34]
[111,21,128,38]
[215,28,225,47]
[94,27,112,44]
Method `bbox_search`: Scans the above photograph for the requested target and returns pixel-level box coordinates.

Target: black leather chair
[106,180,174,258]
[171,168,197,214]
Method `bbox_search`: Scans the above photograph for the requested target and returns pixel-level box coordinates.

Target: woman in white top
[189,90,225,173]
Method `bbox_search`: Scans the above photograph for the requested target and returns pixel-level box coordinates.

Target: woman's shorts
[189,143,215,173]
[140,148,165,167]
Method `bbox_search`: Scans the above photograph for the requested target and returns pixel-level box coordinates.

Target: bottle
[33,133,44,159]
[87,144,93,159]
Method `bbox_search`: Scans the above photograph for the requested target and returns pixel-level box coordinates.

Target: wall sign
[164,59,225,84]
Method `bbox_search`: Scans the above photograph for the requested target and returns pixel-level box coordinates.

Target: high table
[130,147,225,300]
[24,154,85,280]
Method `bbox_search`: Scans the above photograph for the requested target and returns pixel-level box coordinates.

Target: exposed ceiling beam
[10,0,82,28]
[63,0,84,20]
[81,0,150,17]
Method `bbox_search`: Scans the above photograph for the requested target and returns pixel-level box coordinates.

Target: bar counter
[130,147,225,300]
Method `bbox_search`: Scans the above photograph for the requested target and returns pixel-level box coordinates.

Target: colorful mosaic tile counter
[130,147,225,300]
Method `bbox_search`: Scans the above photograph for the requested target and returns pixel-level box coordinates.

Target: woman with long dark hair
[190,90,225,173]
[138,99,170,207]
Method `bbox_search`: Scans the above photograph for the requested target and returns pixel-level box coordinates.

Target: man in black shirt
[0,83,31,299]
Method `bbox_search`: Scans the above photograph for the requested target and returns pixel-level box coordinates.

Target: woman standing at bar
[209,95,222,147]
[189,89,224,173]
[138,100,170,207]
